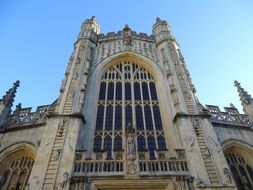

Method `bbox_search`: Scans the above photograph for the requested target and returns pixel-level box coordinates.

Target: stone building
[0,17,253,190]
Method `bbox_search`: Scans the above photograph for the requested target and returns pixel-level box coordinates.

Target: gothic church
[0,17,253,190]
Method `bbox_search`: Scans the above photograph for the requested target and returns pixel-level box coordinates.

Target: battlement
[2,105,50,131]
[206,105,253,127]
[98,31,155,43]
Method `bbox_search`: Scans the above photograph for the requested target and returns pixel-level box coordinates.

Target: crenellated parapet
[97,31,154,43]
[1,104,51,131]
[206,105,253,127]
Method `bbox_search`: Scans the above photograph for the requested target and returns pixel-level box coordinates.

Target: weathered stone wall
[214,125,253,150]
[0,126,45,153]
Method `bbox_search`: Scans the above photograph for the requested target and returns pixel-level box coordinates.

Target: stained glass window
[107,82,114,100]
[94,61,167,160]
[114,105,122,130]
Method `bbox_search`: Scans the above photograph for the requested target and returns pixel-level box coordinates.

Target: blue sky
[0,0,253,113]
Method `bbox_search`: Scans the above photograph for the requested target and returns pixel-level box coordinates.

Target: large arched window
[93,61,167,159]
[225,152,253,189]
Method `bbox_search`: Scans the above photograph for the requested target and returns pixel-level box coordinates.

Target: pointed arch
[222,139,253,189]
[91,58,169,160]
[82,51,176,156]
[0,142,37,189]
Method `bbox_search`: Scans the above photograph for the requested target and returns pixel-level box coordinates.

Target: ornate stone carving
[206,104,252,127]
[57,172,70,190]
[13,103,22,114]
[223,168,232,184]
[195,176,206,187]
[125,122,137,175]
[192,119,200,128]
[36,140,41,147]
[52,149,61,160]
[170,84,177,94]
[126,160,137,175]
[202,147,211,157]
[175,149,186,159]
[60,78,67,92]
[166,69,173,78]
[126,123,136,160]
[172,95,180,108]
[187,137,195,152]
[45,137,53,147]
[123,25,132,46]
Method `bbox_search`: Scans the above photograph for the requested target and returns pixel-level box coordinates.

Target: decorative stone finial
[156,17,161,22]
[123,25,132,46]
[123,24,131,32]
[13,103,22,114]
[234,80,252,105]
[0,80,20,107]
[229,103,235,108]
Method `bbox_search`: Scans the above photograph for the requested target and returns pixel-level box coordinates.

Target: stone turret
[78,16,100,39]
[0,80,20,126]
[152,17,173,45]
[234,80,253,120]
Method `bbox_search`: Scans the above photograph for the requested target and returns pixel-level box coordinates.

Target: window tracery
[0,156,34,190]
[93,61,167,159]
[225,152,253,189]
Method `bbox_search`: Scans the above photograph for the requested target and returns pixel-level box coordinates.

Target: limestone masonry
[0,17,253,190]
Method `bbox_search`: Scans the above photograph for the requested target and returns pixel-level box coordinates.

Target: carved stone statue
[195,176,206,187]
[127,160,137,175]
[127,136,136,160]
[125,122,137,175]
[223,168,232,184]
[126,123,136,160]
[123,25,132,46]
[187,137,195,152]
[202,147,211,157]
[192,119,200,128]
[57,172,70,190]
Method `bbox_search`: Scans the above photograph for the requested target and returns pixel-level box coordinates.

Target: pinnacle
[234,80,252,105]
[0,80,20,107]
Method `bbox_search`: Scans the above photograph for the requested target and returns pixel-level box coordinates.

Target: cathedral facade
[0,17,253,190]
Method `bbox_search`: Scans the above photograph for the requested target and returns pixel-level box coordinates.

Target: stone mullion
[147,81,158,151]
[101,81,109,150]
[22,169,31,190]
[139,79,148,150]
[9,170,19,189]
[244,163,253,187]
[111,82,116,154]
[121,61,127,173]
[130,62,136,136]
[3,169,13,190]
